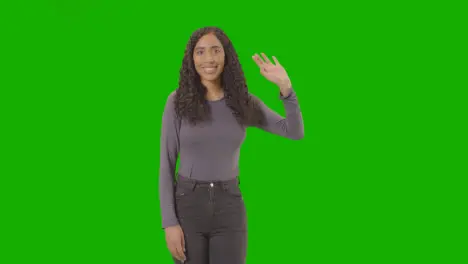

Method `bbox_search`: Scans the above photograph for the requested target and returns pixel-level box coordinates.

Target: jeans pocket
[174,182,194,199]
[224,183,242,198]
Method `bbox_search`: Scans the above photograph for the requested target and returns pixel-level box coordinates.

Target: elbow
[288,129,304,140]
[290,134,304,140]
[285,120,304,140]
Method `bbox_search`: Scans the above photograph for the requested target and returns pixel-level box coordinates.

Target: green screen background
[2,1,466,264]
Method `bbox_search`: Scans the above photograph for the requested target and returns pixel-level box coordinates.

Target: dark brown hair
[174,26,265,126]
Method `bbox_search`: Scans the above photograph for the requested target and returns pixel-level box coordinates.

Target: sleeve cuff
[279,88,295,100]
[162,216,179,229]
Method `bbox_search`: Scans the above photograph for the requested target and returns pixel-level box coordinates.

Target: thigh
[209,184,248,264]
[173,180,212,263]
[209,230,247,264]
[173,231,209,264]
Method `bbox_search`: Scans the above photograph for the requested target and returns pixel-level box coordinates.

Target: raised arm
[250,53,304,139]
[252,88,304,140]
[159,91,180,229]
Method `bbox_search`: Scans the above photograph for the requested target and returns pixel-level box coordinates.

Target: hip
[174,175,245,212]
[174,175,246,231]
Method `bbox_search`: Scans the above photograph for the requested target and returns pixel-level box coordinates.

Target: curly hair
[174,26,266,127]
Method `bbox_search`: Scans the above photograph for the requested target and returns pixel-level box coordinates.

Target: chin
[200,73,222,82]
[206,76,221,81]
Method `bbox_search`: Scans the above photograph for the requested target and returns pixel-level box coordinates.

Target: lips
[202,66,218,74]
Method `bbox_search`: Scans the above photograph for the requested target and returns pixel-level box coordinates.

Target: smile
[202,66,218,74]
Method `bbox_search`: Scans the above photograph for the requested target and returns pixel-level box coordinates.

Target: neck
[202,79,224,101]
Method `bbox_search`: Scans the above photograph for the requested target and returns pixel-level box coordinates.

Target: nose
[203,50,216,60]
[204,53,214,62]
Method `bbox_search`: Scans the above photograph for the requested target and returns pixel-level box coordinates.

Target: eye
[196,50,203,55]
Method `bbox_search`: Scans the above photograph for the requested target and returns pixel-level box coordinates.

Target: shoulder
[247,92,266,110]
[162,90,178,115]
[167,90,177,102]
[164,90,177,107]
[247,92,263,104]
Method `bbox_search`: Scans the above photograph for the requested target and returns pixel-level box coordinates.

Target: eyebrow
[194,45,222,50]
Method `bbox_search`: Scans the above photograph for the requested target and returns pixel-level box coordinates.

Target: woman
[159,26,304,264]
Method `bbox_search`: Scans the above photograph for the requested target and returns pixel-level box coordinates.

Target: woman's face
[193,33,225,83]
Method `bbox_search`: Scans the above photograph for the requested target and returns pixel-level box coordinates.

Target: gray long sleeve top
[159,88,304,228]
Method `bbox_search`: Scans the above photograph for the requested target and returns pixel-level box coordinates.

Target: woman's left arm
[253,87,304,140]
[251,53,304,139]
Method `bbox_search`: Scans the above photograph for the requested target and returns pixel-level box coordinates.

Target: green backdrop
[2,1,465,264]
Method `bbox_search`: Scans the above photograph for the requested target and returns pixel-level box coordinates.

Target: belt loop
[191,180,196,191]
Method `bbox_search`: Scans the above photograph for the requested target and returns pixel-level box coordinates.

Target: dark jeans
[173,175,247,264]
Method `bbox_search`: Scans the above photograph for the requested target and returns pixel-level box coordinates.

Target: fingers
[175,243,186,262]
[167,233,186,261]
[169,242,186,262]
[261,53,272,64]
[165,225,186,262]
[168,246,180,261]
[175,230,187,261]
[272,56,280,65]
[181,232,186,252]
[252,53,264,68]
[252,53,271,65]
[179,230,187,261]
[253,53,279,73]
[178,231,186,260]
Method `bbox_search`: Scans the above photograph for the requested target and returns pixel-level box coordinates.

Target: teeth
[204,67,217,74]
